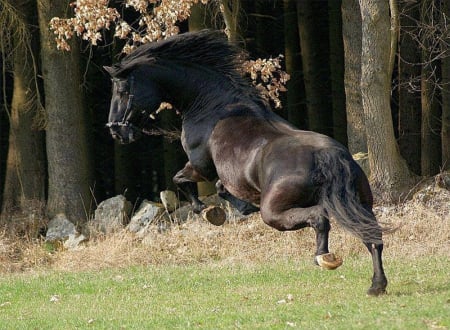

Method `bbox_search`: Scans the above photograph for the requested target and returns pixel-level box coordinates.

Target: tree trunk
[359,0,412,200]
[189,2,212,31]
[113,142,140,203]
[420,69,442,176]
[398,1,421,175]
[342,0,366,154]
[296,0,332,136]
[420,0,442,176]
[37,0,93,224]
[442,0,450,171]
[1,0,46,216]
[328,0,346,145]
[255,0,283,58]
[283,0,306,129]
[220,0,241,43]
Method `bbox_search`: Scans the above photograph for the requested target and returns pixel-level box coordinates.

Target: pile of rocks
[45,191,251,249]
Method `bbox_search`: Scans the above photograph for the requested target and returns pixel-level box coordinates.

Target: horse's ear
[103,66,115,76]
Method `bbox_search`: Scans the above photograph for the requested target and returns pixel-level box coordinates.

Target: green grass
[0,256,448,329]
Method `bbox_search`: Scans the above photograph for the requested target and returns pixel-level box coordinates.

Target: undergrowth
[0,181,448,274]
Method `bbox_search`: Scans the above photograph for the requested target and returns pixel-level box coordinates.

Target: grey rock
[46,213,77,242]
[127,200,168,233]
[170,204,200,223]
[46,214,86,250]
[93,195,132,233]
[160,190,179,212]
[63,234,87,250]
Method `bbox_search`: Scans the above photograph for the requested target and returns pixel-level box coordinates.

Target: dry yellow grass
[0,184,448,274]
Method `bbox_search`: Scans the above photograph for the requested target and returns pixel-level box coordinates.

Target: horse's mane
[109,30,246,79]
[109,29,272,114]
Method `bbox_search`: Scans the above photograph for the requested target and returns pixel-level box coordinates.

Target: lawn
[1,255,448,329]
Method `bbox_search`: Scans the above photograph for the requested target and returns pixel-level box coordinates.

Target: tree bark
[220,0,241,43]
[328,0,346,145]
[37,0,93,224]
[359,0,412,200]
[442,0,450,171]
[296,0,332,136]
[189,2,212,31]
[283,0,306,128]
[420,0,442,176]
[1,0,46,216]
[342,0,366,154]
[398,1,421,175]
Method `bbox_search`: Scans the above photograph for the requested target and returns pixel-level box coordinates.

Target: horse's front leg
[173,162,207,213]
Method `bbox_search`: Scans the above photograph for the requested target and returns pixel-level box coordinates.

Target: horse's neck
[149,62,275,140]
[151,63,241,120]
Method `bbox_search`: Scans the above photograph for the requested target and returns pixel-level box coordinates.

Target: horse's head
[104,66,163,144]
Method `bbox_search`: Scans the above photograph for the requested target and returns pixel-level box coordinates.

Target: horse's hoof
[366,287,387,296]
[201,206,226,226]
[315,253,343,270]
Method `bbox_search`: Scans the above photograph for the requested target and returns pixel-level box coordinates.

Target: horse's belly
[222,178,261,204]
[214,157,262,204]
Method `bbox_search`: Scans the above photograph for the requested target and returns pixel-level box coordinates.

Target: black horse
[104,30,388,296]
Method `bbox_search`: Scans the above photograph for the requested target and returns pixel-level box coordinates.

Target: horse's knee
[309,215,330,233]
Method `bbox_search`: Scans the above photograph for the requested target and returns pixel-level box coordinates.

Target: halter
[106,75,136,129]
[105,75,169,137]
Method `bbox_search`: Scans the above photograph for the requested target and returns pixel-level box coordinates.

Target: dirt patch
[1,181,448,274]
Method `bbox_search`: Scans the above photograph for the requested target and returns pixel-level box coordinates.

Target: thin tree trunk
[359,0,412,201]
[441,0,450,171]
[296,0,332,136]
[113,142,139,202]
[220,0,240,43]
[1,0,46,216]
[283,0,306,129]
[420,0,442,176]
[420,69,442,175]
[328,0,346,145]
[342,0,366,154]
[189,2,211,31]
[255,0,283,58]
[389,0,399,79]
[37,0,93,224]
[398,1,421,175]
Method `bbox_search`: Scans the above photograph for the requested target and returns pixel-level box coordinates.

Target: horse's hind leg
[356,168,387,295]
[365,242,388,296]
[216,180,260,215]
[260,191,342,270]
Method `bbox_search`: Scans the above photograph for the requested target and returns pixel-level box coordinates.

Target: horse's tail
[313,148,387,244]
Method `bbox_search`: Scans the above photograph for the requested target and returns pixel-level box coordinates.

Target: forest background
[0,0,449,230]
